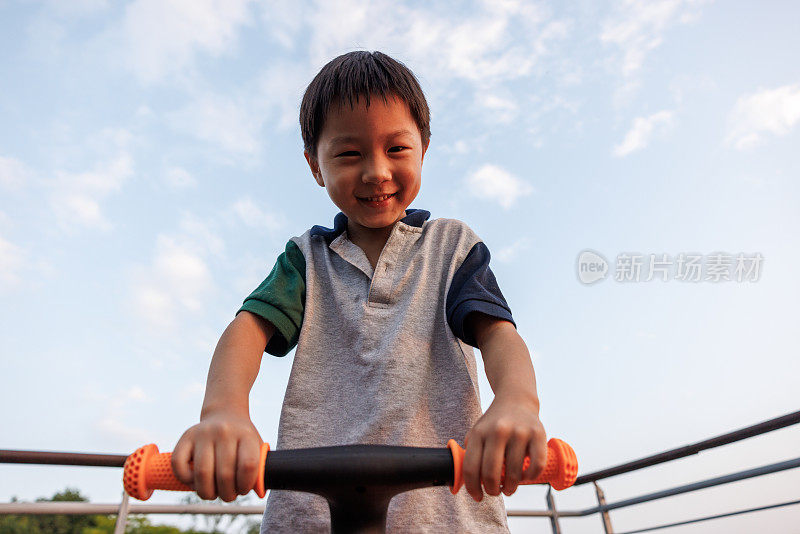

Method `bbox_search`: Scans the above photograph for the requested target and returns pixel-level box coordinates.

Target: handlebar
[123,438,577,501]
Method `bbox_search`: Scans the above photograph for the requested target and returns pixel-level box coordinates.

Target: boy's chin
[352,211,407,230]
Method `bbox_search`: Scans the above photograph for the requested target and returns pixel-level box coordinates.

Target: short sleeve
[446,242,515,347]
[238,239,306,356]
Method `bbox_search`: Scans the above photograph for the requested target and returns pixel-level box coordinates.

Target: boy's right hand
[171,413,263,502]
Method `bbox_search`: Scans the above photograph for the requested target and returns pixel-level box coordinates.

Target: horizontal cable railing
[0,502,266,515]
[574,409,800,485]
[2,409,799,533]
[614,498,800,534]
[573,456,800,516]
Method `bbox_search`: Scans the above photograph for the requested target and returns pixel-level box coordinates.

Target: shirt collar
[310,209,431,244]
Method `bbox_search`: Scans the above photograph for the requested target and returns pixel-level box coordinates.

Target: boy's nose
[362,156,392,184]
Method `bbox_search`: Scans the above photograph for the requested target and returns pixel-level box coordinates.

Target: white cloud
[466,164,534,210]
[165,166,196,188]
[259,1,305,49]
[725,84,800,149]
[133,237,214,328]
[139,0,574,158]
[349,2,570,127]
[451,141,470,154]
[261,0,570,98]
[50,151,133,231]
[46,0,109,16]
[125,385,149,402]
[180,381,205,401]
[0,155,32,190]
[440,135,491,159]
[121,0,255,84]
[477,93,520,124]
[413,1,570,89]
[0,234,26,291]
[178,213,226,256]
[495,237,532,263]
[601,0,711,97]
[255,60,311,131]
[95,417,149,446]
[84,384,155,447]
[0,228,54,291]
[154,238,212,311]
[39,128,135,232]
[166,60,308,158]
[168,92,263,156]
[230,198,284,231]
[613,110,674,157]
[56,194,108,230]
[669,73,717,105]
[525,93,583,148]
[131,214,223,329]
[135,286,173,321]
[446,14,569,92]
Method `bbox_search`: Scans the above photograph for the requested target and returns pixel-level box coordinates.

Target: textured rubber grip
[123,443,269,501]
[447,437,578,494]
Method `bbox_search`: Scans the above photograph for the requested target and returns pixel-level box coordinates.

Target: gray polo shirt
[240,209,515,533]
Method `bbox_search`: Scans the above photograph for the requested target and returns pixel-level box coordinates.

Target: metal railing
[2,409,799,533]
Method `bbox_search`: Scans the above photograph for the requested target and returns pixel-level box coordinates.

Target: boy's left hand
[462,393,546,501]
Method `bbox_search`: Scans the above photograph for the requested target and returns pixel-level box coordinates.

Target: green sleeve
[238,239,306,356]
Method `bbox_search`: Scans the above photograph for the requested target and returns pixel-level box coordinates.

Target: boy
[172,51,546,532]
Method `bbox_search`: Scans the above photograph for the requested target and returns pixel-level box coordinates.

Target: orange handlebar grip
[123,443,270,501]
[447,437,578,494]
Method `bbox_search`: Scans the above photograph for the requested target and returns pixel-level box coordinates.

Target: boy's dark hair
[300,51,431,161]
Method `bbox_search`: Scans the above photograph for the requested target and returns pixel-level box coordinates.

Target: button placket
[367,224,406,307]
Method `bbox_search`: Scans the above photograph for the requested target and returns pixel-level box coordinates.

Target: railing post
[113,491,130,534]
[593,481,614,534]
[545,487,562,534]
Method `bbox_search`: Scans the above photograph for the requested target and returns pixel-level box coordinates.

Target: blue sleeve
[446,242,515,347]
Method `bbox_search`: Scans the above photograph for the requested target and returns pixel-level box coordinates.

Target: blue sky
[1,1,799,532]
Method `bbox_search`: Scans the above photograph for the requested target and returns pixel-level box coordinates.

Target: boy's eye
[336,147,408,157]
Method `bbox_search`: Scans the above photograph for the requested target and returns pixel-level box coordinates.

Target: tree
[179,494,261,534]
[0,488,95,534]
[0,488,235,534]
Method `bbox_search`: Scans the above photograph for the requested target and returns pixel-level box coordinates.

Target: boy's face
[305,94,429,234]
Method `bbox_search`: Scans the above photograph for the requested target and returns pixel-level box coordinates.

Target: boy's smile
[305,93,429,247]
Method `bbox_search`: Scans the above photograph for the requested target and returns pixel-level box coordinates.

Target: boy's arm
[461,311,547,502]
[171,310,274,502]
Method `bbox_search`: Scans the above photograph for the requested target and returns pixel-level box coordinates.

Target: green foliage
[0,487,93,534]
[0,488,256,534]
[179,494,261,534]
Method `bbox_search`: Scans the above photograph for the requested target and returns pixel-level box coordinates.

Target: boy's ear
[304,149,325,187]
[421,138,430,165]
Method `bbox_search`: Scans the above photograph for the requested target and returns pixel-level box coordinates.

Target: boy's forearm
[200,311,274,419]
[473,316,539,408]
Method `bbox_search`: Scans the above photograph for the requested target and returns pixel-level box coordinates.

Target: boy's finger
[480,435,506,497]
[171,438,194,486]
[235,438,261,495]
[501,437,527,496]
[462,436,484,502]
[523,434,548,480]
[215,439,238,502]
[193,441,217,500]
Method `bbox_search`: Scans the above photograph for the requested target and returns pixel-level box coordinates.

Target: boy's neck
[346,211,406,269]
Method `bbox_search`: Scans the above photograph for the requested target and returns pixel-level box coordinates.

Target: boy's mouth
[358,193,396,203]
